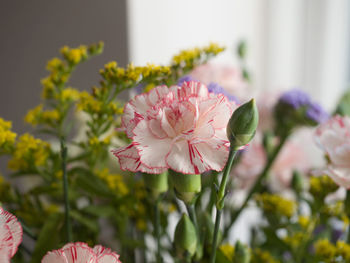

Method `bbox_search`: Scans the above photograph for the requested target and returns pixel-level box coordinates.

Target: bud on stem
[227,99,259,150]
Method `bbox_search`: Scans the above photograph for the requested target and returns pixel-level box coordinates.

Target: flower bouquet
[1,41,350,263]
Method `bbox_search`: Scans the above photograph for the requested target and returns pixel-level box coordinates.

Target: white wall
[127,0,350,110]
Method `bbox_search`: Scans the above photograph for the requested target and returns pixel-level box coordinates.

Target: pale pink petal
[112,145,167,174]
[1,210,22,257]
[62,245,96,263]
[133,119,172,169]
[41,250,68,263]
[97,253,121,263]
[0,224,12,263]
[93,245,111,256]
[328,166,350,189]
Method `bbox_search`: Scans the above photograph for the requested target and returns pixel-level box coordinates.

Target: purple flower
[278,89,328,124]
[207,82,239,103]
[306,102,329,123]
[279,89,311,109]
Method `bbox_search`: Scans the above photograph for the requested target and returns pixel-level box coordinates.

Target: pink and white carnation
[234,135,309,190]
[112,81,237,174]
[315,115,350,188]
[42,242,121,263]
[0,207,22,262]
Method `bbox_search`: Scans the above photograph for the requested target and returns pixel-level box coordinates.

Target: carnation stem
[226,134,288,237]
[154,197,162,263]
[186,203,202,260]
[210,148,238,263]
[61,138,72,242]
[20,221,37,240]
[346,190,350,243]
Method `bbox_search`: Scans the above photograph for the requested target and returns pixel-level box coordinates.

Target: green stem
[210,209,222,263]
[61,138,72,242]
[346,190,350,243]
[209,148,238,263]
[20,221,37,240]
[186,203,202,261]
[225,135,288,238]
[154,197,162,263]
[186,204,199,236]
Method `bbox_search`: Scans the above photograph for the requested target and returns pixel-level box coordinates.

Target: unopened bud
[227,99,259,149]
[174,214,197,258]
[233,241,250,263]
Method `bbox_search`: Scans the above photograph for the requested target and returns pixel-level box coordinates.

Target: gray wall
[0,0,128,134]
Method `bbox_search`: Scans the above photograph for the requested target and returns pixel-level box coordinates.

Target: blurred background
[1,0,350,134]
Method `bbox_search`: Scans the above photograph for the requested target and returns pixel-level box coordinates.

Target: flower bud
[174,214,197,258]
[233,241,250,263]
[142,172,168,198]
[169,170,201,204]
[291,170,304,195]
[227,99,259,150]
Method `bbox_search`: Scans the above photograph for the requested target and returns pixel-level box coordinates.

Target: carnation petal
[62,245,96,263]
[0,210,22,257]
[328,166,350,189]
[41,250,68,263]
[133,120,172,169]
[112,144,167,174]
[98,254,121,263]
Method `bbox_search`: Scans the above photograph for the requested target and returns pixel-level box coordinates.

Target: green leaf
[82,205,116,217]
[70,210,99,233]
[215,248,232,263]
[30,212,63,263]
[75,172,113,198]
[334,89,350,116]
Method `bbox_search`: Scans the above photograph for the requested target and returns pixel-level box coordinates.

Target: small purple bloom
[134,83,145,94]
[177,75,196,85]
[207,82,239,103]
[279,89,311,109]
[306,102,329,123]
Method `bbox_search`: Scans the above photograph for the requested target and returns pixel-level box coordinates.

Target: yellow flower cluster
[309,175,339,198]
[219,243,235,261]
[77,91,103,113]
[8,133,50,171]
[60,45,88,65]
[298,215,310,229]
[171,43,225,66]
[25,104,60,126]
[314,239,338,261]
[256,193,296,218]
[58,88,80,102]
[0,118,16,150]
[96,168,129,196]
[283,232,306,250]
[100,61,170,83]
[251,248,280,263]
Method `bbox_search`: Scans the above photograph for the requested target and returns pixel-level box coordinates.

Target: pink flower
[315,115,350,188]
[42,242,121,263]
[234,135,309,190]
[0,207,22,262]
[190,63,249,100]
[112,81,237,174]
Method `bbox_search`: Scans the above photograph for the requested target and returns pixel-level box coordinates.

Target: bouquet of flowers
[1,41,350,263]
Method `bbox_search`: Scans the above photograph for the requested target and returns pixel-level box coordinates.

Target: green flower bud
[174,214,197,258]
[227,99,259,149]
[169,170,201,204]
[233,241,250,263]
[291,170,304,195]
[237,41,247,59]
[143,172,168,198]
